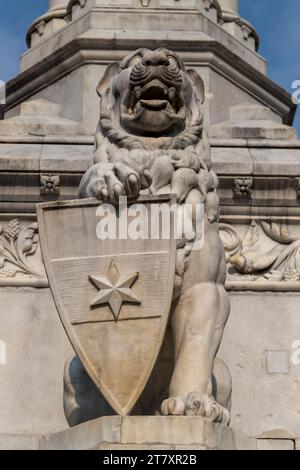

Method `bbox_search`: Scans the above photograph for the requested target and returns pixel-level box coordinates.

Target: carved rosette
[40,174,61,195]
[233,178,253,199]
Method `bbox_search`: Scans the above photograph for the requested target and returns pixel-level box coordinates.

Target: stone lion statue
[65,48,231,425]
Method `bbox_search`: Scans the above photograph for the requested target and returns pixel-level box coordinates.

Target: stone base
[39,416,236,450]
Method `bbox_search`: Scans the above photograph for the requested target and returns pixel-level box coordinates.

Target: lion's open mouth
[120,76,187,136]
[140,99,168,110]
[124,79,181,117]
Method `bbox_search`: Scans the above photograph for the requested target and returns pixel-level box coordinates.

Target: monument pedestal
[40,416,236,450]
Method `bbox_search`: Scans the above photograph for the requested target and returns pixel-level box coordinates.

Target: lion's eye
[129,56,142,68]
[168,56,179,70]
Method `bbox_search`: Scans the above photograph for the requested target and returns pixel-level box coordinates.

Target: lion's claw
[161,396,186,416]
[79,162,141,203]
[161,392,230,425]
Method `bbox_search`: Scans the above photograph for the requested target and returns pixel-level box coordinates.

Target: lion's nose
[142,51,170,67]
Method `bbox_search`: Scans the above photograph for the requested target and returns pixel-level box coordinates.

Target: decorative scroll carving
[220,220,300,283]
[0,219,45,281]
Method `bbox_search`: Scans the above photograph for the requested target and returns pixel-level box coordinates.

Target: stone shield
[37,196,176,415]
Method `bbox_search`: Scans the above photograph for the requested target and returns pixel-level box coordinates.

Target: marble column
[26,0,69,48]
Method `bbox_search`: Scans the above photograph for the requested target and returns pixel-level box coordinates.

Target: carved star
[89,260,141,320]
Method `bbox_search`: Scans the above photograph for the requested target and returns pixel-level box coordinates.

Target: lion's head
[96,48,206,152]
[113,48,196,136]
[80,49,218,231]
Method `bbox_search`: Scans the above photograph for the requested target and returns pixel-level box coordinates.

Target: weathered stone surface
[27,0,68,48]
[0,287,72,435]
[0,145,40,171]
[209,104,297,140]
[0,434,40,451]
[266,351,290,375]
[0,218,46,283]
[0,99,82,137]
[0,0,300,450]
[0,143,92,174]
[40,144,93,172]
[10,0,297,139]
[120,416,234,448]
[211,147,253,174]
[257,439,295,451]
[23,0,262,70]
[38,197,177,417]
[251,148,300,176]
[219,291,300,439]
[220,219,300,287]
[40,416,122,451]
[71,48,231,424]
[39,416,236,450]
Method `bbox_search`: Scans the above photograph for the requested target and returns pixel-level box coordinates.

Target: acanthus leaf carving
[0,219,45,280]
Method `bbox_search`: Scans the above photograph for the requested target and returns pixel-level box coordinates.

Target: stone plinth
[39,416,236,450]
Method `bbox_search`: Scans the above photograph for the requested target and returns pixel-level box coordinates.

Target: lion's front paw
[161,392,230,425]
[79,162,141,204]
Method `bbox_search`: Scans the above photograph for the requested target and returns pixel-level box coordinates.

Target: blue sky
[0,0,299,131]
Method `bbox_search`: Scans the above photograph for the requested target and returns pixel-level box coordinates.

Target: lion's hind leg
[161,282,230,424]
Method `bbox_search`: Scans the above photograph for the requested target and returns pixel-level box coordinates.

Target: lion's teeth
[135,87,142,99]
[168,87,176,101]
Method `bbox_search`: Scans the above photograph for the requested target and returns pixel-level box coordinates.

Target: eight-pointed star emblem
[89,260,141,320]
